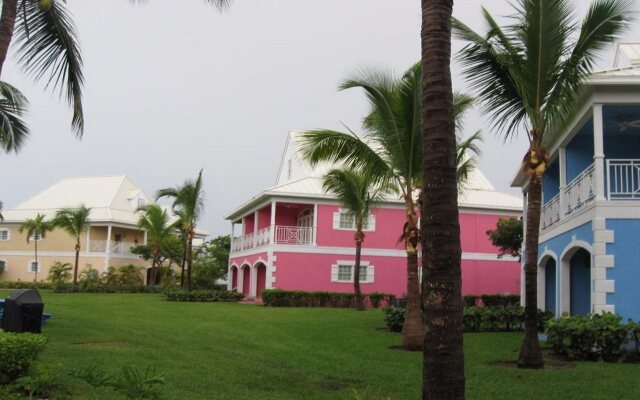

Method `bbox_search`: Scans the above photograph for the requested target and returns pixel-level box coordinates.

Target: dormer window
[137,198,146,209]
[287,159,293,180]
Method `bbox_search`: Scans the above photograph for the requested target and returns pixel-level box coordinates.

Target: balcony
[89,240,137,255]
[541,159,640,231]
[231,225,313,253]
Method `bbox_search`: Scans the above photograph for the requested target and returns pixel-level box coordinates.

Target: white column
[593,104,606,201]
[312,203,319,245]
[143,230,148,245]
[253,211,259,247]
[237,266,244,295]
[250,265,258,298]
[269,201,276,244]
[85,227,91,252]
[559,147,567,217]
[227,266,233,291]
[105,225,112,271]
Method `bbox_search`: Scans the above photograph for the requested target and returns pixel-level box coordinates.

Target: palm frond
[15,0,84,136]
[0,81,29,153]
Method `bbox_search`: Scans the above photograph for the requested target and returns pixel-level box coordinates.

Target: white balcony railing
[565,163,595,215]
[231,225,314,252]
[541,193,561,230]
[275,226,312,245]
[89,240,137,255]
[607,159,640,199]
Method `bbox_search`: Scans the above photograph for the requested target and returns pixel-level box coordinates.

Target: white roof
[227,132,522,220]
[2,176,207,236]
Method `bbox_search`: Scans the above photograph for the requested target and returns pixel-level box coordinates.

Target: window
[0,229,10,241]
[137,198,146,208]
[331,262,374,283]
[287,159,293,180]
[333,210,375,231]
[0,259,6,272]
[28,261,40,273]
[29,233,43,241]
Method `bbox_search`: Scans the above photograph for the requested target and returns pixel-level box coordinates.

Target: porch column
[253,211,259,247]
[143,230,148,245]
[559,147,567,217]
[269,201,276,244]
[250,265,258,298]
[593,104,606,201]
[227,266,233,291]
[241,217,246,248]
[237,266,244,295]
[85,227,91,252]
[105,225,112,271]
[312,203,319,245]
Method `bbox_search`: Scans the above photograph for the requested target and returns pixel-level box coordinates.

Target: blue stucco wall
[543,160,560,204]
[603,105,640,159]
[566,121,594,183]
[606,219,640,321]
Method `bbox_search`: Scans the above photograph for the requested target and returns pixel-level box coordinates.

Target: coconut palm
[0,199,3,221]
[322,169,385,311]
[453,0,631,369]
[300,63,480,351]
[18,212,52,282]
[53,205,91,284]
[420,0,465,396]
[156,170,205,291]
[0,81,28,153]
[137,204,178,286]
[0,0,84,140]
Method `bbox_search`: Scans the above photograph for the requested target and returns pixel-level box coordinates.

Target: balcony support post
[85,227,91,252]
[105,225,112,271]
[593,104,606,202]
[559,147,567,217]
[270,201,276,244]
[253,211,259,247]
[312,203,318,245]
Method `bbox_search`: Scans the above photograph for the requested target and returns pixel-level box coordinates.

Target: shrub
[383,307,405,332]
[0,333,48,382]
[72,365,165,400]
[368,292,385,308]
[164,289,243,302]
[593,313,629,363]
[462,307,483,332]
[480,294,520,307]
[260,289,394,308]
[0,281,52,290]
[462,295,478,308]
[47,262,72,286]
[629,320,640,357]
[53,283,165,294]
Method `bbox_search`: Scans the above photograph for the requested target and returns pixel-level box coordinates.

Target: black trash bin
[1,289,44,333]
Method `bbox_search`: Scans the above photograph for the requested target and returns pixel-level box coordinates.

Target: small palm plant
[323,169,386,310]
[137,204,178,286]
[47,261,72,286]
[453,0,631,368]
[53,205,91,284]
[18,213,53,282]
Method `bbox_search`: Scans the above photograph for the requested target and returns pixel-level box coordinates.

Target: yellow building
[0,176,164,282]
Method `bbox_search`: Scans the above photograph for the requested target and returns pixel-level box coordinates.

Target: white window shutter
[331,264,339,282]
[368,214,376,231]
[367,265,375,283]
[332,212,340,229]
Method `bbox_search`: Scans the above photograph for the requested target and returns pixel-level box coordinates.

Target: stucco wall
[606,219,640,321]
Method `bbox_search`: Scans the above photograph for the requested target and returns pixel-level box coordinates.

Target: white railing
[564,163,595,215]
[231,232,255,252]
[541,193,561,230]
[256,227,271,246]
[275,226,312,245]
[607,159,640,199]
[88,240,136,255]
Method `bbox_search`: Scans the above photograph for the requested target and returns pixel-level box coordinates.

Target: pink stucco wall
[274,203,313,227]
[244,215,254,235]
[257,206,271,230]
[460,213,517,254]
[273,251,520,296]
[229,252,268,269]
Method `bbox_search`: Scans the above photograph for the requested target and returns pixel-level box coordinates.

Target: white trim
[0,250,139,260]
[331,260,374,283]
[0,228,10,241]
[332,209,376,232]
[537,250,558,312]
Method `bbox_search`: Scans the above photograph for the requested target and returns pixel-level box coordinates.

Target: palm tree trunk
[73,237,80,284]
[0,0,18,77]
[186,231,194,291]
[402,195,425,351]
[421,0,465,399]
[180,237,187,289]
[354,233,364,311]
[34,238,38,283]
[518,171,544,368]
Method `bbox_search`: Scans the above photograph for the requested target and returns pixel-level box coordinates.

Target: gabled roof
[226,132,522,220]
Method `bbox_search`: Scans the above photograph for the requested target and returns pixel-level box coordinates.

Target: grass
[1,290,639,399]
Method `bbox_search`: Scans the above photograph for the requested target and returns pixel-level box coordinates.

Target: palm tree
[53,205,91,284]
[156,170,205,292]
[421,1,465,397]
[300,63,480,351]
[453,0,631,369]
[0,81,28,153]
[322,169,385,311]
[18,212,52,282]
[0,0,84,140]
[0,200,4,221]
[137,204,177,286]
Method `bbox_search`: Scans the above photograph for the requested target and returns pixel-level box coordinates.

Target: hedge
[0,333,48,383]
[261,289,396,308]
[164,289,244,302]
[462,294,520,308]
[0,281,53,290]
[53,283,165,294]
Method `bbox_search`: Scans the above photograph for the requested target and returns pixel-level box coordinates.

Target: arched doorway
[569,248,591,316]
[543,258,557,314]
[230,266,238,291]
[255,263,267,298]
[241,265,251,296]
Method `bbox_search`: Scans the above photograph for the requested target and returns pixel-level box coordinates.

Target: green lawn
[1,290,639,399]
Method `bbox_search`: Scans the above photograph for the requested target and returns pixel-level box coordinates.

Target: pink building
[226,132,523,299]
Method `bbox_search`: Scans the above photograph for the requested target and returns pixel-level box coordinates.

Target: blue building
[512,44,640,321]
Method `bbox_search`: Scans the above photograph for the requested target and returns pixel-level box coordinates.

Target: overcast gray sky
[0,0,637,237]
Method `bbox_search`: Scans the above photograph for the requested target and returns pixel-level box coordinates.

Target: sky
[0,0,638,237]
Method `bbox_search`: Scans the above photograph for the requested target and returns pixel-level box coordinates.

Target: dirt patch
[72,340,129,349]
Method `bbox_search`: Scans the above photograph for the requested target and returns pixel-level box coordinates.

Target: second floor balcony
[231,225,314,252]
[89,240,138,255]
